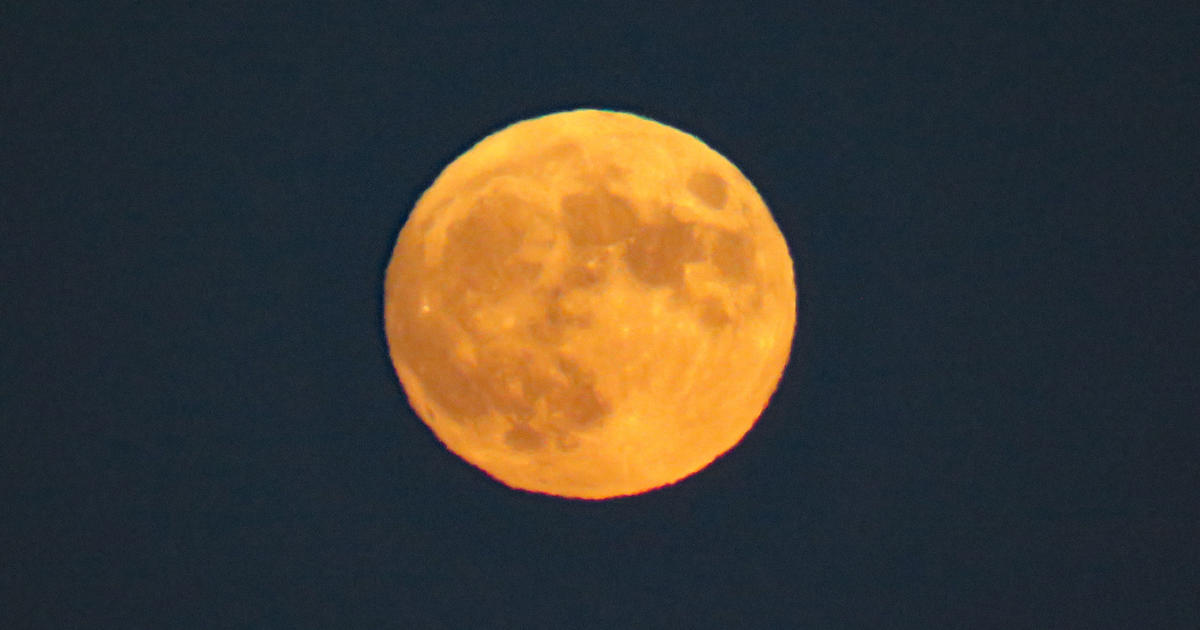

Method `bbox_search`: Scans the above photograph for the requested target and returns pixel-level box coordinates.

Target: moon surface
[384,109,795,499]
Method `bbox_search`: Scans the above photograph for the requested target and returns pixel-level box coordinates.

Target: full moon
[384,109,795,499]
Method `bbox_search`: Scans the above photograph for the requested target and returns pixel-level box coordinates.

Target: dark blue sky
[4,3,1197,627]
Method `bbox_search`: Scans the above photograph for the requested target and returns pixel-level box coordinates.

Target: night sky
[4,3,1198,627]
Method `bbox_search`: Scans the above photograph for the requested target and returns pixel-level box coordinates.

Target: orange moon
[384,109,795,499]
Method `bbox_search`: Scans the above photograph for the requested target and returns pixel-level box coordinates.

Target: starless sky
[4,3,1198,628]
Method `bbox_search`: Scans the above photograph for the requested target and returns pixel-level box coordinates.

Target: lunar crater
[687,170,728,210]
